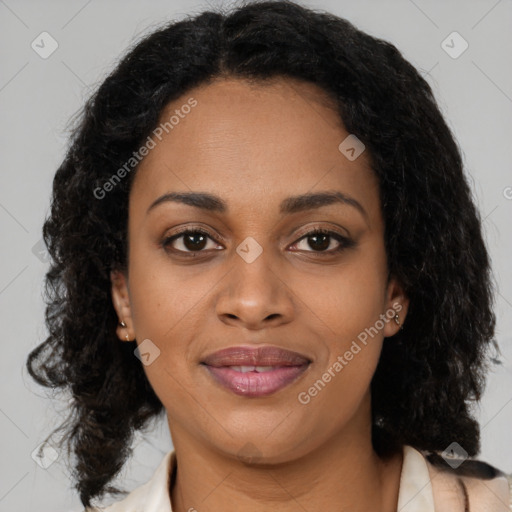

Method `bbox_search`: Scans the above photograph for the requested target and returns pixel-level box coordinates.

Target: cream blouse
[85,445,512,511]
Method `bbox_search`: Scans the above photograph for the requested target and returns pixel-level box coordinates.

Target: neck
[168,408,403,511]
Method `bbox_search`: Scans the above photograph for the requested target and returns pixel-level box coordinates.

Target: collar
[99,444,434,511]
[397,445,435,512]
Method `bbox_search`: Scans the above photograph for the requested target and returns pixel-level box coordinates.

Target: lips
[201,345,311,367]
[201,345,311,397]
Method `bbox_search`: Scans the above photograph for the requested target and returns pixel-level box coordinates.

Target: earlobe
[383,277,409,337]
[110,270,135,342]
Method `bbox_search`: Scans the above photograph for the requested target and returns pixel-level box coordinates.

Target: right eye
[162,228,223,255]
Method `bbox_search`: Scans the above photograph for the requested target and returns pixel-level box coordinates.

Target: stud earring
[394,313,404,330]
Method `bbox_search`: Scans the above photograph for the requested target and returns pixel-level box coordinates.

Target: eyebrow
[147,190,368,221]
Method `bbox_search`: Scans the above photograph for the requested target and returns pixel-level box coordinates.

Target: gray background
[0,0,511,510]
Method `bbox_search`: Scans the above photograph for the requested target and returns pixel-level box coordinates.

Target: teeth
[229,365,277,373]
[231,366,255,373]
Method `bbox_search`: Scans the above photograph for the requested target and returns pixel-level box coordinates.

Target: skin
[111,77,409,512]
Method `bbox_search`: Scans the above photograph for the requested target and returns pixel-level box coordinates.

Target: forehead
[130,77,379,218]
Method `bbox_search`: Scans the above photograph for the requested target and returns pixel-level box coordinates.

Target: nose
[215,247,295,330]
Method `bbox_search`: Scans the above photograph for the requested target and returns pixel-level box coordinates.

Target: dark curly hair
[26,0,499,508]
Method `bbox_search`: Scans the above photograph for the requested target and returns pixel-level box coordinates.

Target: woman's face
[111,77,408,463]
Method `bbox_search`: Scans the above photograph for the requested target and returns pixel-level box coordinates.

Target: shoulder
[423,451,512,512]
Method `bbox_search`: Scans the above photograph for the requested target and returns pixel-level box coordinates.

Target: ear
[110,270,135,342]
[383,275,409,338]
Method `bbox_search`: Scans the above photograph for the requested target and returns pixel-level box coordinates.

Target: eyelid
[291,222,351,241]
[164,224,226,244]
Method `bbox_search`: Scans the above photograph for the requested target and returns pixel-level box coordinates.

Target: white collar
[98,445,434,511]
[397,445,435,512]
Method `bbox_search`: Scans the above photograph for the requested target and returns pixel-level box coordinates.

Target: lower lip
[202,364,310,397]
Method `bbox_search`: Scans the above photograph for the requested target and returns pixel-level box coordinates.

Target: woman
[26,1,511,510]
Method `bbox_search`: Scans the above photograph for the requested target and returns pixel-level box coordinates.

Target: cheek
[128,249,208,341]
[294,268,386,436]
[126,249,219,401]
[293,244,388,347]
[293,241,388,398]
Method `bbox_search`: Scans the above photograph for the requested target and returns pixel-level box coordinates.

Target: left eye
[291,229,352,253]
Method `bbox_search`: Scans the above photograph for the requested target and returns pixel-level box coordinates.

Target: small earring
[118,320,131,342]
[394,313,404,330]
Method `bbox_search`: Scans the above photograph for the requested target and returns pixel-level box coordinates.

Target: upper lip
[201,345,311,367]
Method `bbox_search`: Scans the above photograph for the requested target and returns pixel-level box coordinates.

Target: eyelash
[161,227,355,257]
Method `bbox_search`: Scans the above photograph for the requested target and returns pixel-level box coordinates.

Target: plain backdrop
[0,0,511,510]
